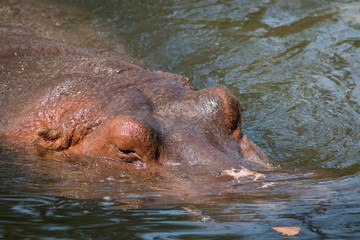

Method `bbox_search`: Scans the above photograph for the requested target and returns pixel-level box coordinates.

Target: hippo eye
[109,116,160,163]
[112,146,143,163]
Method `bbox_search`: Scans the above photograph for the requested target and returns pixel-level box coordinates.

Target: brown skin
[0,3,271,178]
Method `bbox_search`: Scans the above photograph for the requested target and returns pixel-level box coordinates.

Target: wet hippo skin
[0,17,271,177]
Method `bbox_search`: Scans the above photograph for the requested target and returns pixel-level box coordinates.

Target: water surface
[1,0,360,238]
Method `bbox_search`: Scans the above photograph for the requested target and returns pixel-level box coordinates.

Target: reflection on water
[1,0,360,238]
[1,147,359,239]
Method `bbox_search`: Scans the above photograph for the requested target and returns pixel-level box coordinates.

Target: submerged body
[0,6,271,177]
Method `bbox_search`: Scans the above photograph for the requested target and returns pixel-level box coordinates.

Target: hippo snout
[160,123,271,176]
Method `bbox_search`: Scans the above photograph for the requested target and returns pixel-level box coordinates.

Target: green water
[1,0,360,238]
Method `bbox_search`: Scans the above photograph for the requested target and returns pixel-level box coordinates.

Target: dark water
[1,0,360,238]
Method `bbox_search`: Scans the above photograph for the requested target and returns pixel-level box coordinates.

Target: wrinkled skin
[0,3,271,178]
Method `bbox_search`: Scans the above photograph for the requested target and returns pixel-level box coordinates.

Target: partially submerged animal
[0,4,271,178]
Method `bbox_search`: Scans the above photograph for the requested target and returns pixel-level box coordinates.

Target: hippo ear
[32,124,72,150]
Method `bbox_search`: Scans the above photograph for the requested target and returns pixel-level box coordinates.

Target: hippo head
[68,85,271,175]
[4,57,271,176]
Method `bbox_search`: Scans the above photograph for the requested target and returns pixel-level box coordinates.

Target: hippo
[0,9,271,178]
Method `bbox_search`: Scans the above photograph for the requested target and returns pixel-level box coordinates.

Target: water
[1,0,360,238]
